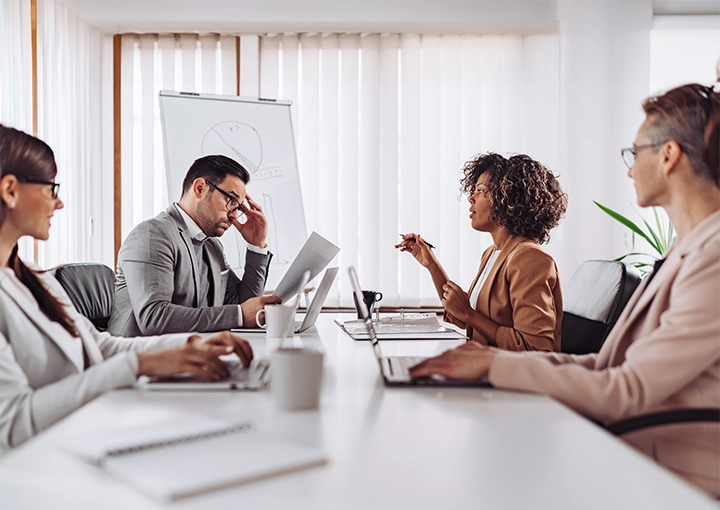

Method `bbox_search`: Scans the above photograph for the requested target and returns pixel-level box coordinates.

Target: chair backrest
[53,263,116,331]
[561,260,642,355]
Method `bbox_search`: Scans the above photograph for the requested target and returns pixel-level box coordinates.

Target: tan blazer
[447,236,562,352]
[489,211,720,497]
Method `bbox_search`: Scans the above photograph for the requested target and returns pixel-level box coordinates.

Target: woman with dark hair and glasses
[410,83,720,498]
[0,125,254,450]
[396,153,568,352]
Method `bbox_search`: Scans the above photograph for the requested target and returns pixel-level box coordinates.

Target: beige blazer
[447,236,562,352]
[0,266,188,450]
[489,211,720,497]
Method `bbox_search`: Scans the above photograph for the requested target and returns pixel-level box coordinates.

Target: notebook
[61,416,326,501]
[233,267,338,334]
[348,266,491,388]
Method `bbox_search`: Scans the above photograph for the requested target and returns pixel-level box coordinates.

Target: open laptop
[293,267,338,332]
[348,266,491,388]
[233,267,338,334]
[139,357,271,391]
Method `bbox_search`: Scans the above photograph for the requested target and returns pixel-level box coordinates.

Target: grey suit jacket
[108,205,271,337]
[0,266,188,450]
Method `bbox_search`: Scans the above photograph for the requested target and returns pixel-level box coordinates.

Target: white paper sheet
[272,231,340,301]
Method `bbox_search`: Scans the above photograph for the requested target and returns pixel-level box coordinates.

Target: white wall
[552,0,653,280]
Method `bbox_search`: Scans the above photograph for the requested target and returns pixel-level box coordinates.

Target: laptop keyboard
[386,356,426,378]
[227,359,270,383]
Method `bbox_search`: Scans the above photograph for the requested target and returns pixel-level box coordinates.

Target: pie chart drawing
[201,122,263,173]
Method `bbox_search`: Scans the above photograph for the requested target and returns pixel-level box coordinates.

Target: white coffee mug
[270,348,324,410]
[256,305,295,338]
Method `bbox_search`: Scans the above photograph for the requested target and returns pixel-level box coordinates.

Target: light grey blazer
[0,267,188,451]
[108,205,271,337]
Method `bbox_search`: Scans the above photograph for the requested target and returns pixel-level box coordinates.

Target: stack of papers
[336,313,466,340]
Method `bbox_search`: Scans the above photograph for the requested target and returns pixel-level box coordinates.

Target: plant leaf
[594,201,658,249]
[667,222,676,250]
[641,217,663,255]
[652,208,665,248]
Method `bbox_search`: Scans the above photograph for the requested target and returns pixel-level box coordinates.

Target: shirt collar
[174,203,207,242]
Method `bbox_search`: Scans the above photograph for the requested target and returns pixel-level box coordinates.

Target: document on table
[336,313,467,340]
[273,231,340,301]
[60,416,326,502]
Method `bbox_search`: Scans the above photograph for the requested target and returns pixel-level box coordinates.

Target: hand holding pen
[395,233,438,269]
[398,233,435,249]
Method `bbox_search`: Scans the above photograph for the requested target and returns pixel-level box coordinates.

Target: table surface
[0,313,716,510]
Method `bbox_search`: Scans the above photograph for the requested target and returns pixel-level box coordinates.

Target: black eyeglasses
[620,141,669,169]
[18,179,61,199]
[206,181,246,216]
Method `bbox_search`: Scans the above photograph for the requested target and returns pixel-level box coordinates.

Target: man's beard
[197,198,230,237]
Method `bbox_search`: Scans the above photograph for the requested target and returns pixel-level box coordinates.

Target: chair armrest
[607,408,720,435]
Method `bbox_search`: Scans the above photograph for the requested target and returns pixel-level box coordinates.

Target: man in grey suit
[108,155,280,336]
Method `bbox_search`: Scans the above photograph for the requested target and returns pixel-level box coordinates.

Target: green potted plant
[594,201,677,276]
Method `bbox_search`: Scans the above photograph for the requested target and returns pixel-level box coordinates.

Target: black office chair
[607,408,720,435]
[561,260,642,355]
[53,263,116,331]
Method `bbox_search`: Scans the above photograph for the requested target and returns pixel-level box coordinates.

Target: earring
[8,201,14,208]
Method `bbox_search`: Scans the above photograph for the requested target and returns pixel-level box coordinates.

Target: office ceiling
[60,0,720,34]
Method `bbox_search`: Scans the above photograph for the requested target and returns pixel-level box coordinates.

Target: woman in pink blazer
[410,83,720,498]
[396,153,567,352]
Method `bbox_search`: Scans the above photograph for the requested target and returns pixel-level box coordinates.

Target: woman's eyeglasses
[18,179,60,199]
[620,141,669,169]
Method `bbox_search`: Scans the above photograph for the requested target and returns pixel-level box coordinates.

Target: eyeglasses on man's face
[18,179,61,199]
[206,180,246,216]
[620,140,669,169]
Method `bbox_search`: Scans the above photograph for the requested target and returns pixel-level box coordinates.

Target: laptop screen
[347,266,384,369]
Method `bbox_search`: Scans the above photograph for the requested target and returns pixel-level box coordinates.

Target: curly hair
[460,152,568,244]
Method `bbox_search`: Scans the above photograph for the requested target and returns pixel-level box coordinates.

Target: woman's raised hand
[394,233,437,268]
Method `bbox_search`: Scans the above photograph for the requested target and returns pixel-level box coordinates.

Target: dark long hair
[0,125,77,336]
[643,83,720,186]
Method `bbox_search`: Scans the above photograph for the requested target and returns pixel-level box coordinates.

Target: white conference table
[0,313,716,510]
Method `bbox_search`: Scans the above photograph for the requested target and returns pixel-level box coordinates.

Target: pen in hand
[399,234,436,250]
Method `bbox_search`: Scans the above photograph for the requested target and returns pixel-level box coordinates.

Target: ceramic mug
[256,305,295,338]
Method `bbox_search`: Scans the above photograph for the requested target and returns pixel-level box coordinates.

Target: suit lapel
[467,251,490,306]
[597,251,680,367]
[476,236,524,316]
[167,206,202,307]
[0,271,84,372]
[596,211,720,366]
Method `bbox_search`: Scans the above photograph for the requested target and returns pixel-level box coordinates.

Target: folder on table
[336,313,467,341]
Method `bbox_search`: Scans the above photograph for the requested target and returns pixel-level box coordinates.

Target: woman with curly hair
[410,83,720,497]
[396,152,567,352]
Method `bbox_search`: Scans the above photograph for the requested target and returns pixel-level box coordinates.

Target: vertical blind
[121,32,560,307]
[1,0,35,261]
[1,0,108,269]
[120,34,238,242]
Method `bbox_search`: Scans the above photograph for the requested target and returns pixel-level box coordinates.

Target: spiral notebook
[60,416,326,501]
